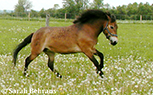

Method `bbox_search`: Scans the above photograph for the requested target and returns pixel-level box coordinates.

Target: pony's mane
[73,10,116,24]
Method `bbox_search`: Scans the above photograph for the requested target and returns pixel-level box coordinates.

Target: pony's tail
[13,33,34,66]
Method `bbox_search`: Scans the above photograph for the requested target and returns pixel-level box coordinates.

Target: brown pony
[13,10,118,78]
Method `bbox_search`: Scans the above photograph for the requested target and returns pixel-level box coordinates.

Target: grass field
[0,20,153,95]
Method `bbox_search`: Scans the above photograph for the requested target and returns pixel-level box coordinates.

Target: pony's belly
[47,45,81,54]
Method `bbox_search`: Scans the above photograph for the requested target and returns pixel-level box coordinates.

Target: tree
[143,2,152,15]
[126,2,139,20]
[53,4,60,10]
[14,0,32,17]
[30,9,39,17]
[127,2,138,15]
[116,5,127,14]
[39,8,46,18]
[63,0,89,17]
[91,0,104,9]
[116,5,127,20]
[63,0,75,12]
[104,3,111,10]
[109,7,118,15]
[138,2,152,20]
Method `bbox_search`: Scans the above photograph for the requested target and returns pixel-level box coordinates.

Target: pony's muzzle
[110,36,118,46]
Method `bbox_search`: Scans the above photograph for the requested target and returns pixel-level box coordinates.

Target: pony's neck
[83,20,106,38]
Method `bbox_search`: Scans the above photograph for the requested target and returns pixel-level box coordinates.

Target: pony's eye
[110,26,114,29]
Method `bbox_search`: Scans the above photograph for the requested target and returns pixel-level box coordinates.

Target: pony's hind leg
[44,49,62,78]
[24,54,39,76]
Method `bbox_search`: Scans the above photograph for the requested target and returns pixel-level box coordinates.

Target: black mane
[73,9,116,24]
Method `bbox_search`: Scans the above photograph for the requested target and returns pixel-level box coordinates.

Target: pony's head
[103,12,118,46]
[73,10,118,46]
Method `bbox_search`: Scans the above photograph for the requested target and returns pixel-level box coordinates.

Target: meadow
[0,19,153,95]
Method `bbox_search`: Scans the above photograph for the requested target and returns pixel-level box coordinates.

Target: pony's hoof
[57,73,62,78]
[96,70,104,78]
[55,72,62,78]
[23,72,26,76]
[23,70,29,77]
[100,74,104,78]
[59,75,62,78]
[57,75,62,78]
[23,73,29,77]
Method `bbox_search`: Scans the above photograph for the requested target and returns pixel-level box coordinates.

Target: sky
[0,0,153,11]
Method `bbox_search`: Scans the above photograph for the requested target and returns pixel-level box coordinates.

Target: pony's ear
[105,11,111,17]
[111,14,116,22]
[105,11,116,22]
[73,16,80,24]
[105,12,111,21]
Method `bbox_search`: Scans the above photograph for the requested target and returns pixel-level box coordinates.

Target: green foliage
[2,1,153,20]
[112,2,153,20]
[38,8,46,18]
[14,0,32,17]
[127,2,138,16]
[92,0,104,9]
[63,0,90,18]
[0,20,153,94]
[30,10,39,17]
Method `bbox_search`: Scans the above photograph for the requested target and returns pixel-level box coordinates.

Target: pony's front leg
[85,52,104,78]
[95,50,104,77]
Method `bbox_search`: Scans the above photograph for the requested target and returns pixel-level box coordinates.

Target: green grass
[0,20,153,95]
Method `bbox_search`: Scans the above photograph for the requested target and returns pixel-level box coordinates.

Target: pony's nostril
[111,41,117,46]
[114,41,117,44]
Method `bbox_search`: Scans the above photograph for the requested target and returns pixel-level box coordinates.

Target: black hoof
[100,74,104,78]
[57,74,62,78]
[23,73,29,77]
[96,70,104,78]
[59,75,62,78]
[23,71,27,76]
[55,72,62,78]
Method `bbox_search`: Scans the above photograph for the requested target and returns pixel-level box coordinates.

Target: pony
[13,9,118,78]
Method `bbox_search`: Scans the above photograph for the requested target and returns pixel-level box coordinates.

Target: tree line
[1,0,153,20]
